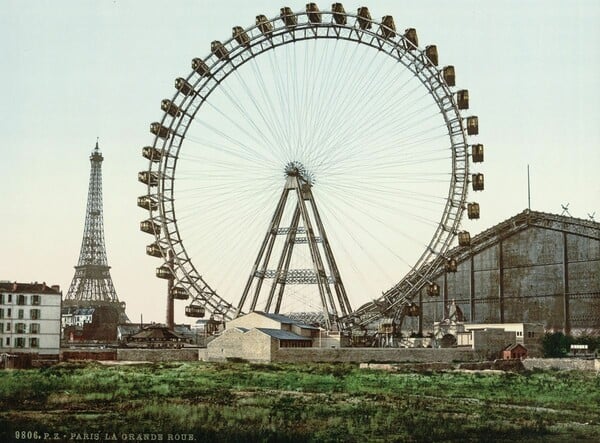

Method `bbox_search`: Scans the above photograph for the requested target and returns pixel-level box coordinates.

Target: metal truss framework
[236,167,352,330]
[140,5,478,326]
[66,142,128,321]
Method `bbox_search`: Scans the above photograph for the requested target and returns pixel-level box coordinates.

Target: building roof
[504,343,527,351]
[0,281,61,295]
[445,209,600,266]
[129,325,185,341]
[256,328,313,341]
[253,311,320,330]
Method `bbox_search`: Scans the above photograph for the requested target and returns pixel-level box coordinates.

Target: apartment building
[0,281,62,356]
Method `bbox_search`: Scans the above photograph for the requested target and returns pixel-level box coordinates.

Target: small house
[502,343,528,360]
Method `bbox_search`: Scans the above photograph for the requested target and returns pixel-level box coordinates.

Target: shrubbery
[0,361,599,442]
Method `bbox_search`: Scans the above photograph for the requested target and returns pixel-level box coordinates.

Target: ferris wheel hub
[284,161,314,185]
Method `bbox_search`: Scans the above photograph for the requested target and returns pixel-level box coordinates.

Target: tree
[542,332,572,358]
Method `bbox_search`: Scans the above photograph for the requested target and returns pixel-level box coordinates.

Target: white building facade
[0,282,62,356]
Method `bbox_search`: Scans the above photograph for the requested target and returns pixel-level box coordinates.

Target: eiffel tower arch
[65,141,128,323]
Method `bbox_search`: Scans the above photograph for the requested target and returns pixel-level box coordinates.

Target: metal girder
[255,269,336,285]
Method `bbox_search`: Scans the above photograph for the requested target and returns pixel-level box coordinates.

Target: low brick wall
[117,348,200,362]
[273,347,479,363]
[522,358,598,372]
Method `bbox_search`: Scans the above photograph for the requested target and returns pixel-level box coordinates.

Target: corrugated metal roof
[254,311,319,330]
[256,328,313,341]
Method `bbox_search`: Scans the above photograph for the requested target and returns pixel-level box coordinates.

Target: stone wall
[61,350,117,361]
[522,358,599,372]
[205,328,275,362]
[273,347,479,363]
[116,348,199,362]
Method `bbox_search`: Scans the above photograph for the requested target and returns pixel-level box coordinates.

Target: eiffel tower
[64,140,128,322]
[236,161,352,331]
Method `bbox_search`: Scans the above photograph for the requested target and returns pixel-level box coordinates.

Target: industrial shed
[413,210,599,335]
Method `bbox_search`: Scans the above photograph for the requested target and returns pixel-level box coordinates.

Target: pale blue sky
[1,1,598,323]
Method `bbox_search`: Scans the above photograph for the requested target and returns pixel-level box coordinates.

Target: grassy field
[0,361,599,442]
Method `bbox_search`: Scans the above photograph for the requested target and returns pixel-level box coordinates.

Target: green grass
[0,361,599,442]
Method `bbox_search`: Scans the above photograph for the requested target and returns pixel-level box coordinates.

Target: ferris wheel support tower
[236,162,353,331]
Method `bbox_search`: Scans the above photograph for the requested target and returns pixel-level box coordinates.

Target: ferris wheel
[139,4,484,329]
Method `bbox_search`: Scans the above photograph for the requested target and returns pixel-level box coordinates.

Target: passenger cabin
[138,171,159,186]
[472,173,484,191]
[142,146,163,162]
[192,58,210,77]
[466,116,479,135]
[467,202,480,219]
[140,220,161,235]
[150,122,170,139]
[156,265,174,280]
[211,41,229,60]
[232,26,250,47]
[378,318,394,334]
[185,304,206,318]
[171,287,189,300]
[402,303,420,317]
[332,3,346,25]
[472,144,484,163]
[256,15,273,37]
[306,3,321,23]
[146,243,165,257]
[357,7,372,29]
[404,28,418,49]
[427,282,440,297]
[137,195,158,211]
[445,258,458,273]
[161,99,181,117]
[458,231,471,246]
[425,45,438,66]
[175,77,194,96]
[443,66,455,87]
[280,7,297,28]
[380,16,396,39]
[457,90,469,110]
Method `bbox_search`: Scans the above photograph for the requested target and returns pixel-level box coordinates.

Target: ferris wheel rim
[142,6,472,322]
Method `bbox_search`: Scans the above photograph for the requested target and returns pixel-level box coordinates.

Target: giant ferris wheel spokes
[138,3,485,329]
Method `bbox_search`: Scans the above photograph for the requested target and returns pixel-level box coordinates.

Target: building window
[0,323,3,333]
[30,323,40,334]
[29,338,39,348]
[5,337,10,346]
[18,309,24,320]
[7,308,11,318]
[0,309,3,319]
[15,337,26,348]
[6,322,10,332]
[7,294,12,303]
[30,309,41,320]
[15,323,26,334]
[0,294,3,304]
[31,295,41,306]
[17,295,26,305]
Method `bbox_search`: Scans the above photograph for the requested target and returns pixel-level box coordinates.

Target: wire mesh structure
[139,4,484,330]
[66,141,128,322]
